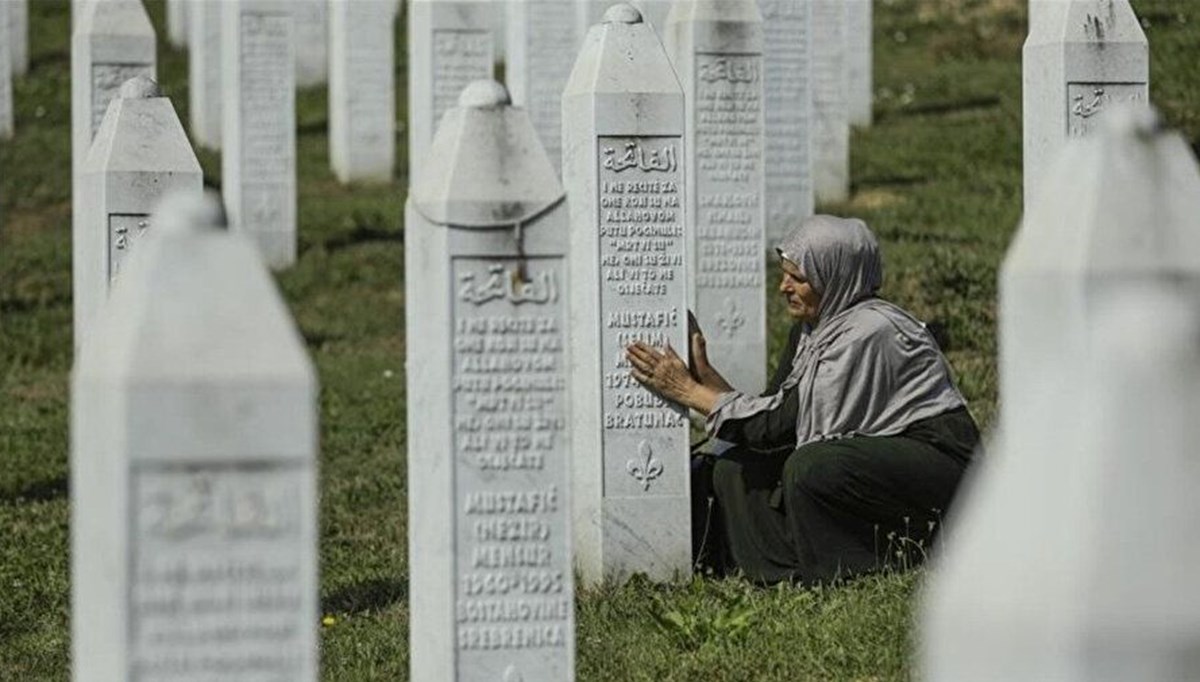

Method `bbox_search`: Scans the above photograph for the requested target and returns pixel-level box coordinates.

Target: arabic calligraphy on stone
[698,57,759,84]
[458,264,559,306]
[602,141,678,174]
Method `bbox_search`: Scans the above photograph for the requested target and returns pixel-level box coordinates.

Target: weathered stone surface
[506,0,581,170]
[188,0,222,149]
[923,108,1200,681]
[221,0,297,269]
[71,0,157,185]
[665,0,766,393]
[407,0,496,187]
[1022,0,1148,208]
[760,0,813,242]
[74,76,203,354]
[71,191,319,682]
[293,0,328,87]
[846,0,872,127]
[329,0,395,183]
[811,0,849,203]
[406,80,576,682]
[563,3,692,585]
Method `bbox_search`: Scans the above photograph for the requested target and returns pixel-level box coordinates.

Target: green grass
[1,0,1197,679]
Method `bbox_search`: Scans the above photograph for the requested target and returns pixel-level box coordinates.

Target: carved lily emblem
[717,298,745,337]
[627,441,664,492]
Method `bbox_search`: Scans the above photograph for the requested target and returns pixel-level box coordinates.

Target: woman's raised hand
[626,340,721,415]
[688,311,734,393]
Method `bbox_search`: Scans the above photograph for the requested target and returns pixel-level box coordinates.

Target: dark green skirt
[693,407,981,584]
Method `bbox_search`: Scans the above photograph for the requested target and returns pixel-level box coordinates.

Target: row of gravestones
[62,0,1166,681]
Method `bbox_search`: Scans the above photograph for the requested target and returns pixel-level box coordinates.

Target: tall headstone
[665,0,766,393]
[9,0,28,77]
[188,0,222,150]
[923,108,1200,680]
[329,0,395,183]
[222,0,297,269]
[0,4,11,140]
[811,0,849,203]
[407,0,496,187]
[406,80,576,682]
[846,0,872,127]
[506,0,581,170]
[760,0,813,242]
[166,0,188,49]
[71,191,320,682]
[74,77,203,354]
[71,0,157,186]
[563,4,691,584]
[293,0,328,88]
[1022,0,1147,208]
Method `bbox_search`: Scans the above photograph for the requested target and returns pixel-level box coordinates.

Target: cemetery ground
[1,0,1197,679]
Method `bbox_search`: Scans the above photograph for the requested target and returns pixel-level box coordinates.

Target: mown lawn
[1,0,1197,679]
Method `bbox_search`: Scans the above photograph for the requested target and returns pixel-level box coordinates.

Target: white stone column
[761,0,814,242]
[563,3,691,585]
[1022,0,1147,209]
[10,0,28,77]
[406,79,576,682]
[506,0,581,170]
[166,0,188,49]
[293,0,328,87]
[407,0,496,188]
[74,77,203,355]
[811,0,849,203]
[71,191,319,682]
[329,0,395,183]
[71,0,157,187]
[846,0,872,127]
[188,0,222,150]
[221,0,298,269]
[0,4,12,139]
[665,0,767,394]
[923,108,1200,682]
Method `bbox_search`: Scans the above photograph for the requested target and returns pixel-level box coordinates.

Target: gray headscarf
[708,215,967,447]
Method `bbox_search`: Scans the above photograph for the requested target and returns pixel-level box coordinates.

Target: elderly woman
[626,216,980,584]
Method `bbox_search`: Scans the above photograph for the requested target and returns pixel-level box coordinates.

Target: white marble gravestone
[846,0,872,127]
[166,0,188,49]
[665,0,766,394]
[407,0,496,187]
[72,190,319,682]
[0,4,11,140]
[760,0,813,242]
[563,4,691,585]
[71,0,156,186]
[506,0,581,170]
[74,77,203,354]
[1022,0,1147,209]
[293,0,328,88]
[922,108,1200,680]
[811,0,849,203]
[222,0,297,269]
[9,0,27,77]
[406,80,576,682]
[329,0,395,183]
[188,0,222,150]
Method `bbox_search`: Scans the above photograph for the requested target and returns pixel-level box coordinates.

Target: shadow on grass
[0,294,71,315]
[876,95,1002,124]
[298,119,330,137]
[1,476,67,505]
[322,226,404,253]
[322,577,407,616]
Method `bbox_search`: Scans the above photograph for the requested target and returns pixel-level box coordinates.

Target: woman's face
[779,259,821,323]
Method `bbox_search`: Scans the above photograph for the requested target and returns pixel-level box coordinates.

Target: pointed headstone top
[76,0,154,37]
[118,75,162,99]
[604,4,644,24]
[458,79,512,109]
